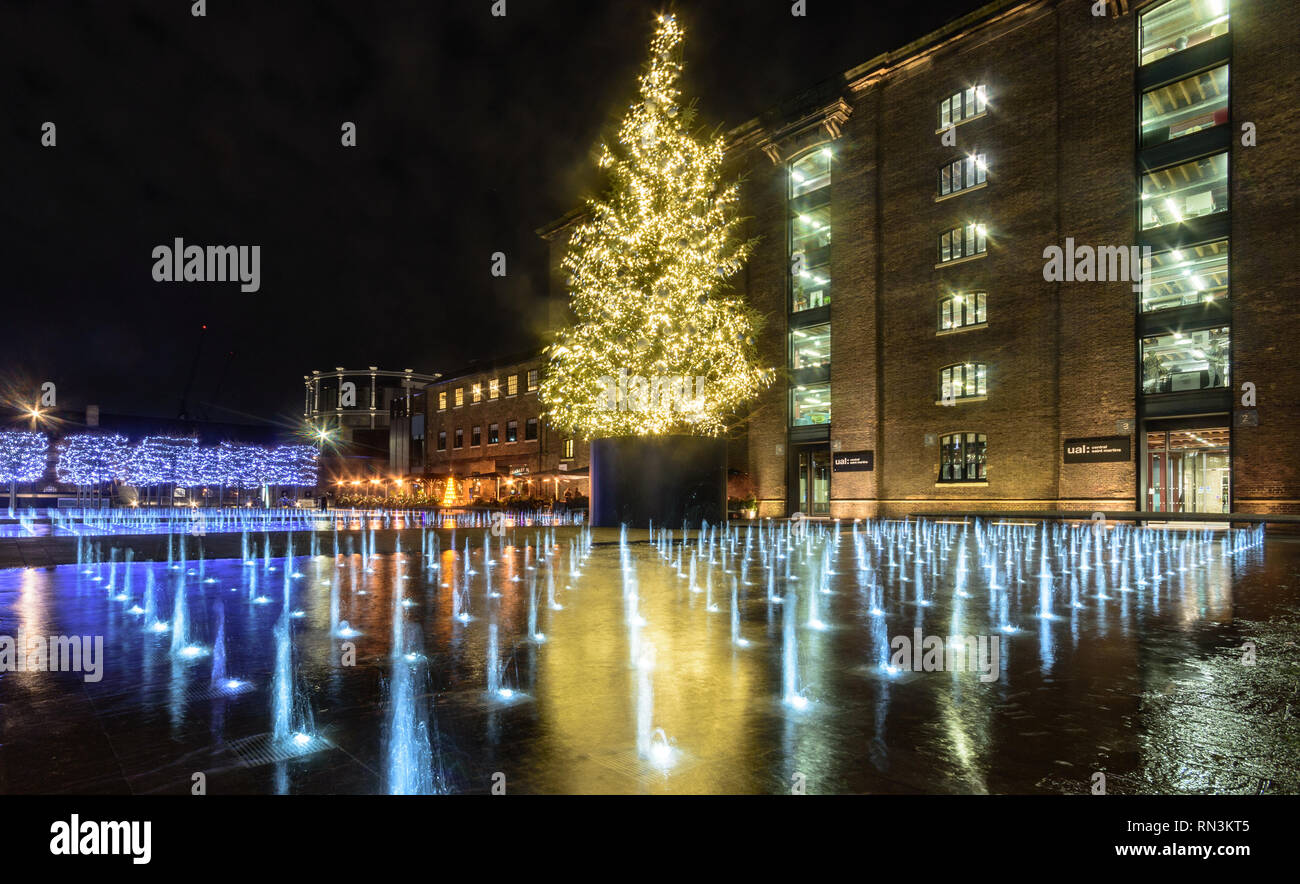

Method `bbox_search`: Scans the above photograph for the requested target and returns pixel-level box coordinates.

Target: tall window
[789,148,832,313]
[471,426,482,447]
[562,438,575,460]
[790,323,830,370]
[525,417,538,441]
[1140,152,1227,229]
[472,383,482,404]
[488,423,499,445]
[1140,0,1230,66]
[1142,240,1228,312]
[506,420,518,443]
[789,148,831,198]
[489,379,500,400]
[1141,326,1230,393]
[939,292,987,330]
[939,433,987,482]
[791,383,831,426]
[436,431,446,451]
[939,85,988,129]
[938,223,987,264]
[507,375,519,396]
[454,428,463,449]
[437,391,447,411]
[454,387,464,408]
[526,369,540,392]
[940,363,988,400]
[939,153,987,196]
[1141,65,1229,148]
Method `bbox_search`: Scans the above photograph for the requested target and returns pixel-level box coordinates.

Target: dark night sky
[2,0,978,430]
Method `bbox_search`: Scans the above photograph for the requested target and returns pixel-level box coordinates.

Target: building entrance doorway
[793,445,831,516]
[1144,427,1230,514]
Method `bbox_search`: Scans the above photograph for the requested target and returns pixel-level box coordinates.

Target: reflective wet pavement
[1,523,1297,794]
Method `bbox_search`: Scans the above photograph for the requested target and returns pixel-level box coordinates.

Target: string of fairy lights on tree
[55,434,131,485]
[0,431,50,483]
[12,432,319,487]
[540,13,773,438]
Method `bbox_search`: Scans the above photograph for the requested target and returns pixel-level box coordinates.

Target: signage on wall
[832,450,874,472]
[1115,418,1134,434]
[1235,409,1259,427]
[1063,436,1131,464]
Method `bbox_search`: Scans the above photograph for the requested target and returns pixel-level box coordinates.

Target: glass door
[1144,427,1230,513]
[795,446,831,516]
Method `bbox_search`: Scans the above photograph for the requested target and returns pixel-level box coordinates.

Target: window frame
[938,292,988,332]
[939,362,989,401]
[938,432,987,483]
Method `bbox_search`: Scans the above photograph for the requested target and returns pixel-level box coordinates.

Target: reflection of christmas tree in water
[540,14,771,438]
[441,477,458,508]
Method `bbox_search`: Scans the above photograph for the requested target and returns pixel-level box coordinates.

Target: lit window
[562,438,575,460]
[437,391,447,411]
[939,292,987,330]
[790,323,831,370]
[938,223,987,264]
[789,148,832,198]
[526,369,539,392]
[1141,65,1229,148]
[939,363,988,400]
[454,388,464,408]
[789,149,832,313]
[1141,326,1230,393]
[939,153,988,196]
[1140,153,1227,230]
[939,433,987,482]
[939,85,988,129]
[489,379,500,400]
[1141,239,1228,312]
[472,384,482,404]
[791,383,831,427]
[1140,0,1230,66]
[507,375,519,396]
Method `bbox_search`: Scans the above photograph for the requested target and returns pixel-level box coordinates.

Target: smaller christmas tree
[540,14,772,438]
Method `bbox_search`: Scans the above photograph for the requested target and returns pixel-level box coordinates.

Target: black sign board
[1063,436,1130,464]
[832,450,874,472]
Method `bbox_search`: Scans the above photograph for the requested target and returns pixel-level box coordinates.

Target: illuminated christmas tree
[540,14,772,438]
[0,431,49,484]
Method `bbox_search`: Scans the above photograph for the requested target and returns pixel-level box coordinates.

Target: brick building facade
[540,0,1298,520]
[421,353,590,504]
